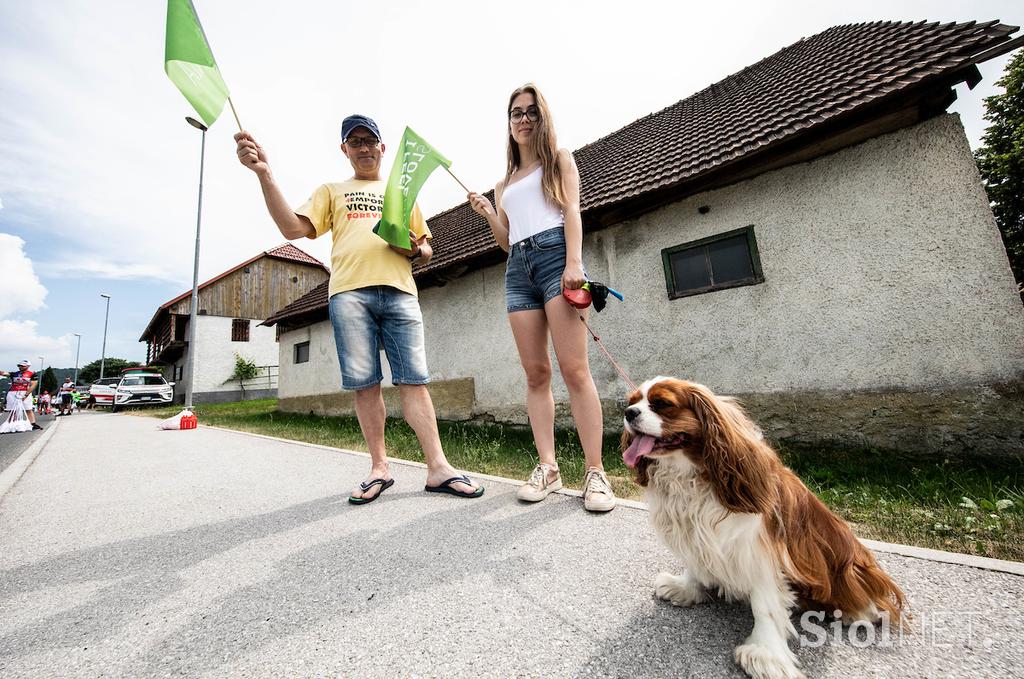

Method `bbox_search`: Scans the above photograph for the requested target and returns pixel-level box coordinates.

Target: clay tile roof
[265,19,1020,328]
[265,242,328,269]
[416,20,1018,277]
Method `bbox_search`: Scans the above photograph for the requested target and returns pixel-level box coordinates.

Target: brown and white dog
[622,377,906,679]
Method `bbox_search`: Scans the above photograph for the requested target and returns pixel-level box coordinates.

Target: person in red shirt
[1,360,43,430]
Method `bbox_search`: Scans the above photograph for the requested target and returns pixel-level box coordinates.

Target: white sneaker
[583,467,616,512]
[517,463,562,502]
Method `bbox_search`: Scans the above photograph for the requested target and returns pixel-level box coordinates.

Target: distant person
[0,360,43,430]
[235,114,483,504]
[58,377,75,416]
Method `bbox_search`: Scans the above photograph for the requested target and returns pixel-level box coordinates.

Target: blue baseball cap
[341,114,382,143]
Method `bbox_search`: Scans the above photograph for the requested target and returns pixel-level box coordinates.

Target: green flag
[164,0,230,126]
[374,127,451,250]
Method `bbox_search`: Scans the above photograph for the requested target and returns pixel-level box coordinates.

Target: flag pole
[228,97,242,132]
[443,165,470,194]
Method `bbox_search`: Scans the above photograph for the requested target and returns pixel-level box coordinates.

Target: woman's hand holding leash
[561,262,586,291]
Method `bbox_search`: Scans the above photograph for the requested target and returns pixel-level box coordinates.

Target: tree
[78,358,143,384]
[230,353,260,397]
[974,50,1024,299]
[230,354,260,381]
[41,367,57,394]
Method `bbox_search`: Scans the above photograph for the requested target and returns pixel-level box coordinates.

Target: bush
[231,354,260,382]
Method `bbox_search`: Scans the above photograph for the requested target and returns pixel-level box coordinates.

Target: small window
[662,225,764,299]
[231,319,251,342]
[175,365,183,381]
[294,341,310,364]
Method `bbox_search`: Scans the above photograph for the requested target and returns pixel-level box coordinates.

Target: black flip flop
[348,477,395,505]
[424,475,485,499]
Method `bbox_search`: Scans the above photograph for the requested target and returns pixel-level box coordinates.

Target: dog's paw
[734,643,804,679]
[654,572,709,607]
[841,602,883,625]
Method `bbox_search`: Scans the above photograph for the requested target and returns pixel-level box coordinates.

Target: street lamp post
[99,293,111,379]
[73,333,82,385]
[184,115,208,410]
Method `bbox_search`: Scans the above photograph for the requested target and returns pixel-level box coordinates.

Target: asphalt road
[0,413,1021,678]
[0,411,55,474]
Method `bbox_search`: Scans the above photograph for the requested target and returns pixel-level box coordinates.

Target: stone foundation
[279,378,1023,458]
[180,388,278,405]
[279,378,476,423]
[736,380,1024,458]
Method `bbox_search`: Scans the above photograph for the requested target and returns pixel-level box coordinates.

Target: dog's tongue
[623,435,657,468]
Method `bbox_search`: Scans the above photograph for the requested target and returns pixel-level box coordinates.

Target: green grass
[132,399,1024,562]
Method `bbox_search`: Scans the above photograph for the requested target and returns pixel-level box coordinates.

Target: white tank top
[501,165,564,244]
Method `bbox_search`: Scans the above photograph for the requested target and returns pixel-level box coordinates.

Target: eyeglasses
[509,107,541,124]
[346,136,380,149]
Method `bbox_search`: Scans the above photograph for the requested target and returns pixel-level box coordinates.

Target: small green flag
[164,0,230,127]
[374,127,451,250]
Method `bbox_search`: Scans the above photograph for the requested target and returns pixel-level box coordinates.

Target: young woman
[468,83,615,512]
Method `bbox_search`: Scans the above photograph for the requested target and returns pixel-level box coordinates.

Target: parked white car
[89,377,120,407]
[110,369,174,412]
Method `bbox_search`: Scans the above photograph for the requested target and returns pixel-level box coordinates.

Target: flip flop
[348,477,395,505]
[424,475,485,499]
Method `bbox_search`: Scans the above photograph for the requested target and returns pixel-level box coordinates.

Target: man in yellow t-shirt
[234,115,483,504]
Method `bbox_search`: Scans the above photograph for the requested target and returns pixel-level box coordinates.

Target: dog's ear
[620,427,633,454]
[688,385,776,514]
[634,456,652,487]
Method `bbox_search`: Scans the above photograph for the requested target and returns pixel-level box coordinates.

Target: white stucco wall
[277,322,395,399]
[279,114,1024,414]
[172,316,280,398]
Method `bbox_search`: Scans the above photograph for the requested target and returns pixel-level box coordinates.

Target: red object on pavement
[180,412,198,430]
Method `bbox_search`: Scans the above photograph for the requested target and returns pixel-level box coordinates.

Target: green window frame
[661,225,764,299]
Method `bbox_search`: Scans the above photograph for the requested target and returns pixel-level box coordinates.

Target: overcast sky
[0,0,1019,372]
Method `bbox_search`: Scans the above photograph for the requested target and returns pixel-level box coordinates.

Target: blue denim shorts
[327,286,430,390]
[505,226,575,313]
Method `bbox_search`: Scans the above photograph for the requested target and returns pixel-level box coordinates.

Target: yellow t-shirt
[296,179,431,298]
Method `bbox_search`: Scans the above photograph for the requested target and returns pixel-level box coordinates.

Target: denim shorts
[505,226,576,313]
[328,286,430,390]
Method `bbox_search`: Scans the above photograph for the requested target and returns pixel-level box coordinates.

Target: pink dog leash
[578,313,639,392]
[562,284,638,392]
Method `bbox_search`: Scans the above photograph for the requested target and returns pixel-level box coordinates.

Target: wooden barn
[139,243,329,404]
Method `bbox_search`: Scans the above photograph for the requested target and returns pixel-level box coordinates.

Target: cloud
[0,319,73,368]
[41,259,181,282]
[0,233,46,317]
[0,234,74,368]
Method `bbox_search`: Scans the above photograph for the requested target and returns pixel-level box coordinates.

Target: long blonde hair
[505,83,565,208]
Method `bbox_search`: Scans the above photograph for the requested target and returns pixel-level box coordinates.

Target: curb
[0,416,60,503]
[198,423,1021,576]
[859,538,1024,576]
